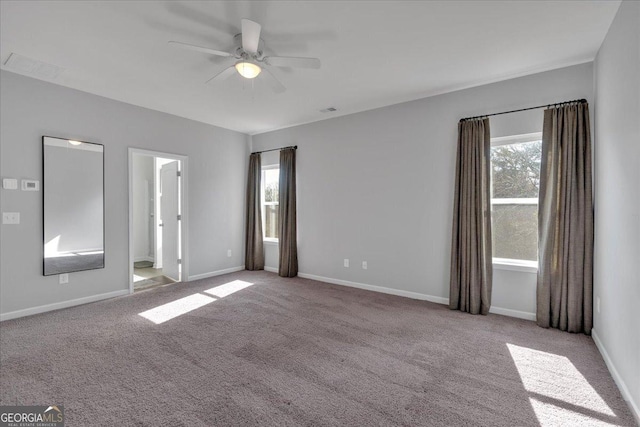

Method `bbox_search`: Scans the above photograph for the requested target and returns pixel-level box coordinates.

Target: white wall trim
[188,266,245,282]
[488,306,536,321]
[134,256,154,263]
[493,257,538,274]
[592,328,640,425]
[265,266,278,273]
[491,132,542,147]
[0,289,129,322]
[297,272,449,305]
[295,272,536,320]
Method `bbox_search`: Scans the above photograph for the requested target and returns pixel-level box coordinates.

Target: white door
[160,161,180,281]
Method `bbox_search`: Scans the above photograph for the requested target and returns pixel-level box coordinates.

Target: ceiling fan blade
[241,19,261,53]
[205,66,237,84]
[264,56,321,69]
[168,41,233,57]
[260,68,286,93]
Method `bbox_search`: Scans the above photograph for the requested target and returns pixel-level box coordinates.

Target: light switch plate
[2,212,20,224]
[2,178,18,190]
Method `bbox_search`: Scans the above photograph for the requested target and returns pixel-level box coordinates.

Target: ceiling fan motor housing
[233,33,264,58]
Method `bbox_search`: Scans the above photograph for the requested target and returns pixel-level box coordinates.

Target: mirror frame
[42,135,105,276]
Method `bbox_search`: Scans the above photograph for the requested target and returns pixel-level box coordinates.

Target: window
[261,167,279,241]
[490,133,542,269]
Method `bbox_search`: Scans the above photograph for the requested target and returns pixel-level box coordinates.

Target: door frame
[128,148,189,294]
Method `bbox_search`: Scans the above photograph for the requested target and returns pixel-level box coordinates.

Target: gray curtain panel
[537,102,593,334]
[278,148,298,277]
[245,153,264,270]
[450,118,493,315]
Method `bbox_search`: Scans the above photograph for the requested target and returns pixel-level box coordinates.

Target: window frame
[261,165,279,243]
[490,132,542,273]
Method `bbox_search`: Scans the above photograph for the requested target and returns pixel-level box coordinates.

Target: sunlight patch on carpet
[204,280,254,298]
[528,396,619,427]
[139,293,216,324]
[507,343,616,425]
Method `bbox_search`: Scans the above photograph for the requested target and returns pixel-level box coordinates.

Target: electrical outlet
[362,261,368,270]
[59,273,69,284]
[227,249,232,257]
[596,297,600,313]
[344,258,349,267]
[2,212,20,224]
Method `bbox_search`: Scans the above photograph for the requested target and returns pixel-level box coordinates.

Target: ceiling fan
[169,19,321,93]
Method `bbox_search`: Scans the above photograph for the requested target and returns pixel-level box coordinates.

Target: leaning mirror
[43,136,104,275]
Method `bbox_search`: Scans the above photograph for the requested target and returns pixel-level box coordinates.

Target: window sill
[263,239,279,245]
[493,258,538,273]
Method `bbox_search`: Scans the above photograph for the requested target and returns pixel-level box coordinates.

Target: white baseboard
[265,266,278,273]
[295,272,536,321]
[188,266,245,281]
[296,272,450,305]
[488,306,536,321]
[134,256,154,263]
[592,328,640,424]
[0,289,130,322]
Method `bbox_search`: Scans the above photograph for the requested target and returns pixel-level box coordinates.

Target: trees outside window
[490,134,542,263]
[262,167,279,240]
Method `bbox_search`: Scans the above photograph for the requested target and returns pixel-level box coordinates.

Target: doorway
[128,149,188,293]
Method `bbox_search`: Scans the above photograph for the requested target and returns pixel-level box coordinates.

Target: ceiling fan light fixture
[235,61,261,79]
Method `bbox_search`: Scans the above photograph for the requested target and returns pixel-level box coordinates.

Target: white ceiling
[0,1,620,135]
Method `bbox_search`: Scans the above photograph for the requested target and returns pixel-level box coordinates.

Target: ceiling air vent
[320,107,337,113]
[3,53,64,80]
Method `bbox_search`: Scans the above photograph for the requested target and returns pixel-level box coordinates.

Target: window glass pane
[262,168,279,240]
[492,202,538,261]
[264,204,279,239]
[491,139,541,262]
[264,169,279,203]
[491,141,541,198]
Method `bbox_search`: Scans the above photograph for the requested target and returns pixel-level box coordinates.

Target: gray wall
[594,0,640,418]
[252,63,594,318]
[0,70,249,316]
[132,154,154,261]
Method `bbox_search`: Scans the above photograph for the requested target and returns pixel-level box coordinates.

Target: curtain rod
[459,98,587,122]
[251,145,298,155]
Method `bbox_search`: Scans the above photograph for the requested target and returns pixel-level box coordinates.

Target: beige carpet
[0,271,636,426]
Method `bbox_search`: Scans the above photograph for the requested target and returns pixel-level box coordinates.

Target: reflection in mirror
[43,136,104,275]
